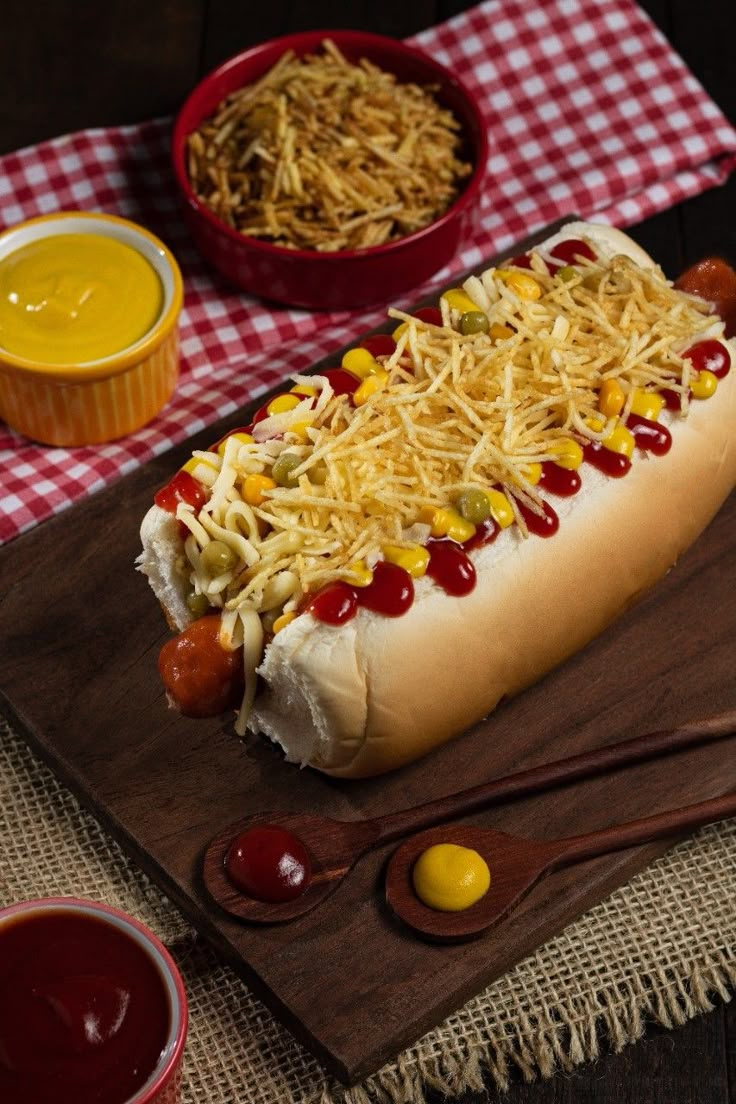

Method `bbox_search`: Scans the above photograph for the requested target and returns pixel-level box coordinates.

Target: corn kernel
[342,347,380,380]
[290,382,318,397]
[690,369,718,400]
[496,269,541,301]
[602,424,635,459]
[242,473,276,506]
[272,610,297,634]
[420,506,475,542]
[267,392,302,416]
[216,431,253,457]
[490,322,514,341]
[598,379,626,418]
[548,438,583,470]
[286,419,313,442]
[353,369,388,406]
[392,321,409,341]
[344,560,373,587]
[523,462,542,485]
[630,389,665,421]
[182,456,219,477]
[441,287,480,314]
[383,544,430,578]
[485,489,515,528]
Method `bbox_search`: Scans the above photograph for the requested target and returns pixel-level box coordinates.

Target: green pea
[557,265,579,283]
[460,310,490,335]
[454,488,491,524]
[272,452,302,487]
[201,540,237,575]
[186,591,211,617]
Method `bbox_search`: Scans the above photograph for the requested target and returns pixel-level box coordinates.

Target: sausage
[675,256,736,338]
[157,614,244,718]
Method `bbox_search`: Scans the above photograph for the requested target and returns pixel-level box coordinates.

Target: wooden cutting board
[1,222,735,1085]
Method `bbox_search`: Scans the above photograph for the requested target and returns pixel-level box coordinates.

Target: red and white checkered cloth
[1,0,734,544]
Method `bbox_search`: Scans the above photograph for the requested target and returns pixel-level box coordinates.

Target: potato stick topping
[178,250,721,625]
[186,39,472,252]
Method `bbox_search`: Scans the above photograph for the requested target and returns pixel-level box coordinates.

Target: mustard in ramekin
[0,212,183,446]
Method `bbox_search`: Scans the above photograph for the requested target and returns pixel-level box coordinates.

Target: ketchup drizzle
[583,441,632,478]
[627,414,672,456]
[426,539,477,596]
[359,333,397,358]
[357,561,414,616]
[517,499,560,538]
[304,581,358,625]
[463,516,500,551]
[538,461,582,497]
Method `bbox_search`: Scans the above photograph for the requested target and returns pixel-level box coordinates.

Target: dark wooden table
[1,2,733,1101]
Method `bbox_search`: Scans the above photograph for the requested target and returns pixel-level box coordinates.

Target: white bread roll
[139,223,736,777]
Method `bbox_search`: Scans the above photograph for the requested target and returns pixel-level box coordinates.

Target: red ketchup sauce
[682,338,732,378]
[359,333,396,358]
[322,367,360,395]
[154,469,207,516]
[0,910,171,1104]
[426,539,477,596]
[225,824,312,902]
[516,499,560,537]
[627,414,672,456]
[357,561,414,616]
[304,581,358,625]
[538,461,582,496]
[463,516,500,552]
[583,441,632,478]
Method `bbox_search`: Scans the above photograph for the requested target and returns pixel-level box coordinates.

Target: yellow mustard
[412,843,491,912]
[0,233,163,365]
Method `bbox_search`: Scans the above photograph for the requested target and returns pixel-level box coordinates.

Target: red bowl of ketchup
[0,897,188,1104]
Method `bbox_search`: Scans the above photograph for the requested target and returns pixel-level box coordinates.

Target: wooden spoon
[202,710,735,923]
[385,790,736,941]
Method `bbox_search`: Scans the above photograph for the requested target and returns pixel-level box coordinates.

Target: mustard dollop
[0,233,163,365]
[412,843,491,912]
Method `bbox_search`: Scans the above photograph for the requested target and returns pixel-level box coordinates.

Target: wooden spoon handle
[374,710,736,846]
[551,790,736,869]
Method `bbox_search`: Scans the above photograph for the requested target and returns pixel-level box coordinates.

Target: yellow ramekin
[0,212,183,446]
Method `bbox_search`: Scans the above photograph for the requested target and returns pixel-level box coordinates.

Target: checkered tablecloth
[1,0,735,544]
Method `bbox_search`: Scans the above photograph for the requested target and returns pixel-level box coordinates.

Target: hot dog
[138,222,736,777]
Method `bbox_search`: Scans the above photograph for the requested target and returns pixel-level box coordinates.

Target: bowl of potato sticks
[172,30,487,309]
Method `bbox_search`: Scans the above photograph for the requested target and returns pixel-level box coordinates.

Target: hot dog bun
[139,222,736,777]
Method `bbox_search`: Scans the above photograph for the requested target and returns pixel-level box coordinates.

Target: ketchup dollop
[426,539,477,596]
[359,333,397,358]
[357,561,414,616]
[517,498,560,537]
[682,338,732,379]
[154,469,207,515]
[583,441,632,478]
[225,824,312,902]
[0,909,171,1104]
[304,581,358,625]
[538,461,582,497]
[627,414,672,456]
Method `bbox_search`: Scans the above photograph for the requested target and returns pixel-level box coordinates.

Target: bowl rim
[171,28,488,265]
[0,895,188,1103]
[0,211,184,382]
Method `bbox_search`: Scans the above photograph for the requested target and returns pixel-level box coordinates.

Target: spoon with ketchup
[203,711,735,924]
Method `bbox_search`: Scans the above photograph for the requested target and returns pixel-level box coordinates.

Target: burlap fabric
[1,715,734,1102]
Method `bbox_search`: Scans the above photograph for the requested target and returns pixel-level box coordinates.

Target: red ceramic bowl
[171,30,488,310]
[0,897,188,1104]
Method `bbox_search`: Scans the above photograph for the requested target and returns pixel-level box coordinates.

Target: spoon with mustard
[385,788,736,941]
[203,710,736,923]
